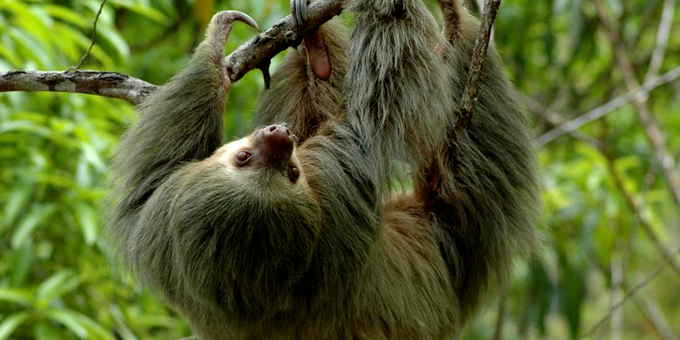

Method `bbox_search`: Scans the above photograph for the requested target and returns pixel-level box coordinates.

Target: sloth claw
[290,0,309,27]
[213,10,260,31]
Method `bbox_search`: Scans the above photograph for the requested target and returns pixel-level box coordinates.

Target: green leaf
[0,44,23,67]
[45,4,89,29]
[8,27,52,69]
[81,142,106,171]
[10,240,33,287]
[45,309,88,338]
[36,270,81,307]
[1,183,32,230]
[98,26,130,60]
[74,203,99,245]
[46,309,115,340]
[0,287,32,306]
[0,120,51,137]
[11,203,57,249]
[0,312,30,340]
[109,0,168,24]
[34,323,62,340]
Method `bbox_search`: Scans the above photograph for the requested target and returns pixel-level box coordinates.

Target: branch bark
[455,0,502,132]
[0,0,344,104]
[0,70,156,104]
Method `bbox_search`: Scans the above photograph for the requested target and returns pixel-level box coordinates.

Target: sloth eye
[289,165,300,182]
[235,151,251,165]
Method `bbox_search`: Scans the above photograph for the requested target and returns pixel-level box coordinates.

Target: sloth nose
[263,124,292,145]
[259,124,294,167]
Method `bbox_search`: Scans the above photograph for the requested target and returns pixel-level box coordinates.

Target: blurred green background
[1,0,679,339]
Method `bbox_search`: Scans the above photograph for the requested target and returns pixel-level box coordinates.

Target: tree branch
[0,0,344,104]
[71,0,108,70]
[645,0,676,81]
[592,0,680,210]
[0,70,156,105]
[577,245,680,339]
[528,97,680,284]
[225,0,343,82]
[533,65,680,148]
[455,0,502,132]
[524,95,604,150]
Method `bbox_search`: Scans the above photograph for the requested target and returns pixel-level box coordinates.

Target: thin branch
[602,146,680,281]
[610,252,624,340]
[586,250,678,340]
[577,245,680,339]
[633,294,679,340]
[592,0,680,210]
[524,96,604,150]
[455,0,501,132]
[532,65,680,148]
[224,0,344,82]
[70,0,108,70]
[645,0,676,81]
[0,71,156,104]
[0,0,345,103]
[530,100,680,282]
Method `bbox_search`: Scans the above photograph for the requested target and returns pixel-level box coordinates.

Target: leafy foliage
[1,0,679,339]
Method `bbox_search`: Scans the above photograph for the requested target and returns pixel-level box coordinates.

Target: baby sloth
[109,0,539,339]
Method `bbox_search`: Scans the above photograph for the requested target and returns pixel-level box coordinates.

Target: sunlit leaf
[0,312,30,340]
[36,270,81,307]
[1,183,32,230]
[46,309,116,340]
[0,287,32,306]
[7,27,52,69]
[45,309,88,338]
[11,203,57,249]
[0,120,52,137]
[109,0,168,24]
[81,142,107,171]
[45,5,90,29]
[75,202,98,245]
[98,25,131,61]
[58,25,115,68]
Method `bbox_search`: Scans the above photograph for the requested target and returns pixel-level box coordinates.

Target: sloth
[108,0,539,339]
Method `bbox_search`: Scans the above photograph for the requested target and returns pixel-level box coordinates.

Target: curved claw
[291,0,309,28]
[206,10,260,83]
[213,10,260,32]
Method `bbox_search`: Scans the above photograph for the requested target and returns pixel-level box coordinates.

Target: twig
[524,96,604,150]
[610,252,624,340]
[531,102,680,282]
[0,70,156,104]
[577,245,680,339]
[224,0,343,82]
[455,0,501,132]
[592,0,680,210]
[70,0,108,70]
[533,65,680,148]
[602,146,680,280]
[0,0,345,103]
[645,0,676,81]
[633,294,679,340]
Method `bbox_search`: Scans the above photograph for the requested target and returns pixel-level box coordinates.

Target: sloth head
[169,124,322,308]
